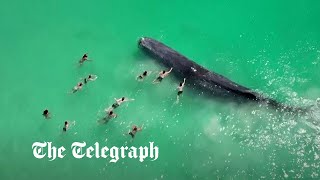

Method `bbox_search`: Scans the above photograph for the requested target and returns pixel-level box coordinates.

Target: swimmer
[107,110,117,119]
[153,68,173,83]
[99,110,117,124]
[71,82,83,93]
[84,74,97,84]
[128,125,142,138]
[63,121,69,132]
[106,97,135,111]
[79,53,92,65]
[137,71,150,81]
[176,78,186,103]
[43,109,50,119]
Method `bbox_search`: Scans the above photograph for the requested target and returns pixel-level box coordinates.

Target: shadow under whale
[138,37,302,112]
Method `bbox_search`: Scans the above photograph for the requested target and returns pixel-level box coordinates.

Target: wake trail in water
[304,99,320,132]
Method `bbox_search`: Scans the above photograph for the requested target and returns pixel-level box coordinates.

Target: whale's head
[138,37,171,65]
[138,37,158,52]
[138,37,201,79]
[138,37,180,65]
[138,37,146,46]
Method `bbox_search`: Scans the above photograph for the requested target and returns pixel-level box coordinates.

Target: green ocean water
[1,0,320,179]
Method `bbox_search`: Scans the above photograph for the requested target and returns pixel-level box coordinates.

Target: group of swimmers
[43,53,187,137]
[71,74,98,93]
[102,97,143,138]
[137,67,186,102]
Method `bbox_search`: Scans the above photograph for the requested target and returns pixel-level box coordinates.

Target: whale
[138,37,298,111]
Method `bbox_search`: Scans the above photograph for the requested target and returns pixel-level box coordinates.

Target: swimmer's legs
[153,79,161,84]
[175,95,180,104]
[129,132,135,138]
[72,89,77,93]
[176,91,183,104]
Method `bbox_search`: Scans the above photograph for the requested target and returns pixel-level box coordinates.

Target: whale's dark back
[139,37,263,101]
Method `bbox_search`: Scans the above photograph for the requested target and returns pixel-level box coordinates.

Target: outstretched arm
[165,68,173,76]
[124,98,134,103]
[183,78,186,86]
[138,124,144,131]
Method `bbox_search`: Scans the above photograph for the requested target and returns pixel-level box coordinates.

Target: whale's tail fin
[260,96,310,114]
[245,89,309,113]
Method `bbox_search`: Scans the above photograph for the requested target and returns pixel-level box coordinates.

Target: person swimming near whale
[84,74,98,84]
[99,110,117,124]
[106,97,135,111]
[63,121,69,132]
[137,71,150,81]
[128,125,142,138]
[43,109,50,119]
[71,82,83,93]
[153,68,173,83]
[79,53,92,65]
[176,78,186,103]
[107,110,117,119]
[112,97,126,109]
